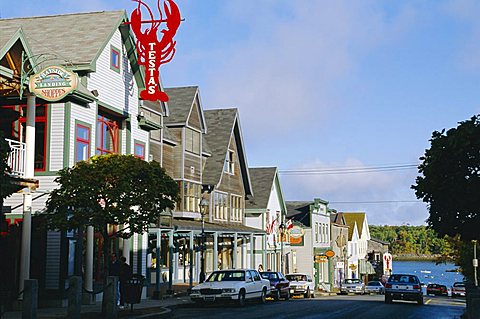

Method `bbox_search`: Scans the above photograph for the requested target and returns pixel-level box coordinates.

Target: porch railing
[6,138,26,177]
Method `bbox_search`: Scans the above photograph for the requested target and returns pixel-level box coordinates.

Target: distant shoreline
[393,254,440,261]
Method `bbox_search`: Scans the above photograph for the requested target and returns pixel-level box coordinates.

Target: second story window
[230,195,242,222]
[75,124,91,163]
[134,142,145,160]
[224,150,235,174]
[110,45,120,73]
[185,128,200,155]
[18,105,47,171]
[213,191,228,221]
[96,114,119,155]
[183,182,201,213]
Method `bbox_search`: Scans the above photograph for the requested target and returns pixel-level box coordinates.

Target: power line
[328,200,423,204]
[279,163,419,175]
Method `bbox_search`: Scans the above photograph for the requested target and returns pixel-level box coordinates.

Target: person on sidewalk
[109,253,121,307]
[119,256,133,309]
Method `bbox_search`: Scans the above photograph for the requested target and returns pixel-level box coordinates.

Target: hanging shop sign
[28,66,78,101]
[129,0,182,102]
[314,255,328,263]
[289,225,305,246]
[325,250,335,258]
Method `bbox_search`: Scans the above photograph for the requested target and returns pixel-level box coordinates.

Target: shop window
[96,114,119,155]
[75,124,90,162]
[134,142,145,160]
[110,45,120,72]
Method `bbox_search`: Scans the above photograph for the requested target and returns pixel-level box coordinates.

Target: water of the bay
[393,260,464,288]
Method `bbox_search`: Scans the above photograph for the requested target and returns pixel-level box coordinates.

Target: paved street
[168,294,465,319]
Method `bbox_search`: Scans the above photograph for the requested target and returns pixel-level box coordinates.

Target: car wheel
[417,297,424,305]
[238,289,246,307]
[284,290,290,301]
[310,289,315,298]
[273,289,280,301]
[305,288,311,299]
[259,288,267,304]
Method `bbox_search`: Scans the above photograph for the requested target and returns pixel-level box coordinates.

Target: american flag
[266,219,276,234]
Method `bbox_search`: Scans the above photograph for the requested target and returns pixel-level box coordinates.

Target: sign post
[383,253,393,276]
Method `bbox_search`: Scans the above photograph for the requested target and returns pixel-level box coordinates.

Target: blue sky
[3,0,480,225]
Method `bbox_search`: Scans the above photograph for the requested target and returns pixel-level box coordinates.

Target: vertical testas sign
[129,0,181,102]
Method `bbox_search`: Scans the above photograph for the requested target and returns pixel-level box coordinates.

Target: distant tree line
[370,225,453,258]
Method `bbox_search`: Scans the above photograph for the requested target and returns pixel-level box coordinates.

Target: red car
[426,284,448,296]
[260,271,290,300]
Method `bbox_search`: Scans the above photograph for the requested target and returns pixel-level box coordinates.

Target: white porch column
[19,92,36,296]
[233,233,238,269]
[250,234,254,269]
[85,226,94,293]
[213,232,218,271]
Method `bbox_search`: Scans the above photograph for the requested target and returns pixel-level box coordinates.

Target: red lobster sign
[128,0,181,102]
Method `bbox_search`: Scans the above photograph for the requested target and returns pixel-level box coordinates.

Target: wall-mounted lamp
[91,89,99,97]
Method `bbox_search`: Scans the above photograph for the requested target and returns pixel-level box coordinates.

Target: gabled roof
[203,108,253,196]
[331,212,348,226]
[342,212,366,240]
[0,11,126,69]
[163,86,206,129]
[246,167,277,210]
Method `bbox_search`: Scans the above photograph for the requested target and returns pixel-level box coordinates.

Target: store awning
[359,259,376,275]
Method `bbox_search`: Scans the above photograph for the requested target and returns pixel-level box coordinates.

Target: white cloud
[201,1,417,141]
[444,0,480,71]
[279,158,428,225]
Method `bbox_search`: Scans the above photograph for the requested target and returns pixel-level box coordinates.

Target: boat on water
[420,270,432,274]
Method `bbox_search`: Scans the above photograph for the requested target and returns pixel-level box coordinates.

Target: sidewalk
[2,294,192,319]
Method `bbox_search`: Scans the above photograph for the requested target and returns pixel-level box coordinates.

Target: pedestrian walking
[119,256,133,309]
[258,264,264,272]
[109,253,121,306]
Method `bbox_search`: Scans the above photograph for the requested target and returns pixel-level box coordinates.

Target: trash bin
[124,274,145,311]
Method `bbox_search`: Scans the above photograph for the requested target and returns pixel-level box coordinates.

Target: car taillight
[413,285,420,289]
[385,283,392,288]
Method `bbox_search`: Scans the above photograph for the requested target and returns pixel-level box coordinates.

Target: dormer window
[224,150,235,174]
[185,128,200,155]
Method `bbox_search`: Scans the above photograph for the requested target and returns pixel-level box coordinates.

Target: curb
[127,307,172,319]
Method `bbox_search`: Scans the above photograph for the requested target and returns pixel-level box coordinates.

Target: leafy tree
[43,154,179,285]
[412,115,480,241]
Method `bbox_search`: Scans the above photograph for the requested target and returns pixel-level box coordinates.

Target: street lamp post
[199,197,209,283]
[279,223,285,273]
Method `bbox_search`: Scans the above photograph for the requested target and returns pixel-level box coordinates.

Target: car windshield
[206,271,245,282]
[388,275,418,284]
[286,274,306,282]
[344,279,362,284]
[261,272,279,280]
[367,281,380,286]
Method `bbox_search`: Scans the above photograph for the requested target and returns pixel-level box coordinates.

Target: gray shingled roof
[163,86,198,125]
[202,108,238,186]
[0,11,125,66]
[286,201,312,227]
[0,27,18,54]
[245,167,277,210]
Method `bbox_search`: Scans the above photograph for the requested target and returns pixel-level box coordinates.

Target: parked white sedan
[286,273,316,298]
[190,269,271,306]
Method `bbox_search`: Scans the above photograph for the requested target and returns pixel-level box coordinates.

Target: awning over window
[359,259,376,275]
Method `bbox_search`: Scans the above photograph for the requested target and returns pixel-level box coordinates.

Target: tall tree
[43,154,179,286]
[412,115,480,241]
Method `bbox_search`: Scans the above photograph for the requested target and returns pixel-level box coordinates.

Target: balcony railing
[6,138,26,177]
